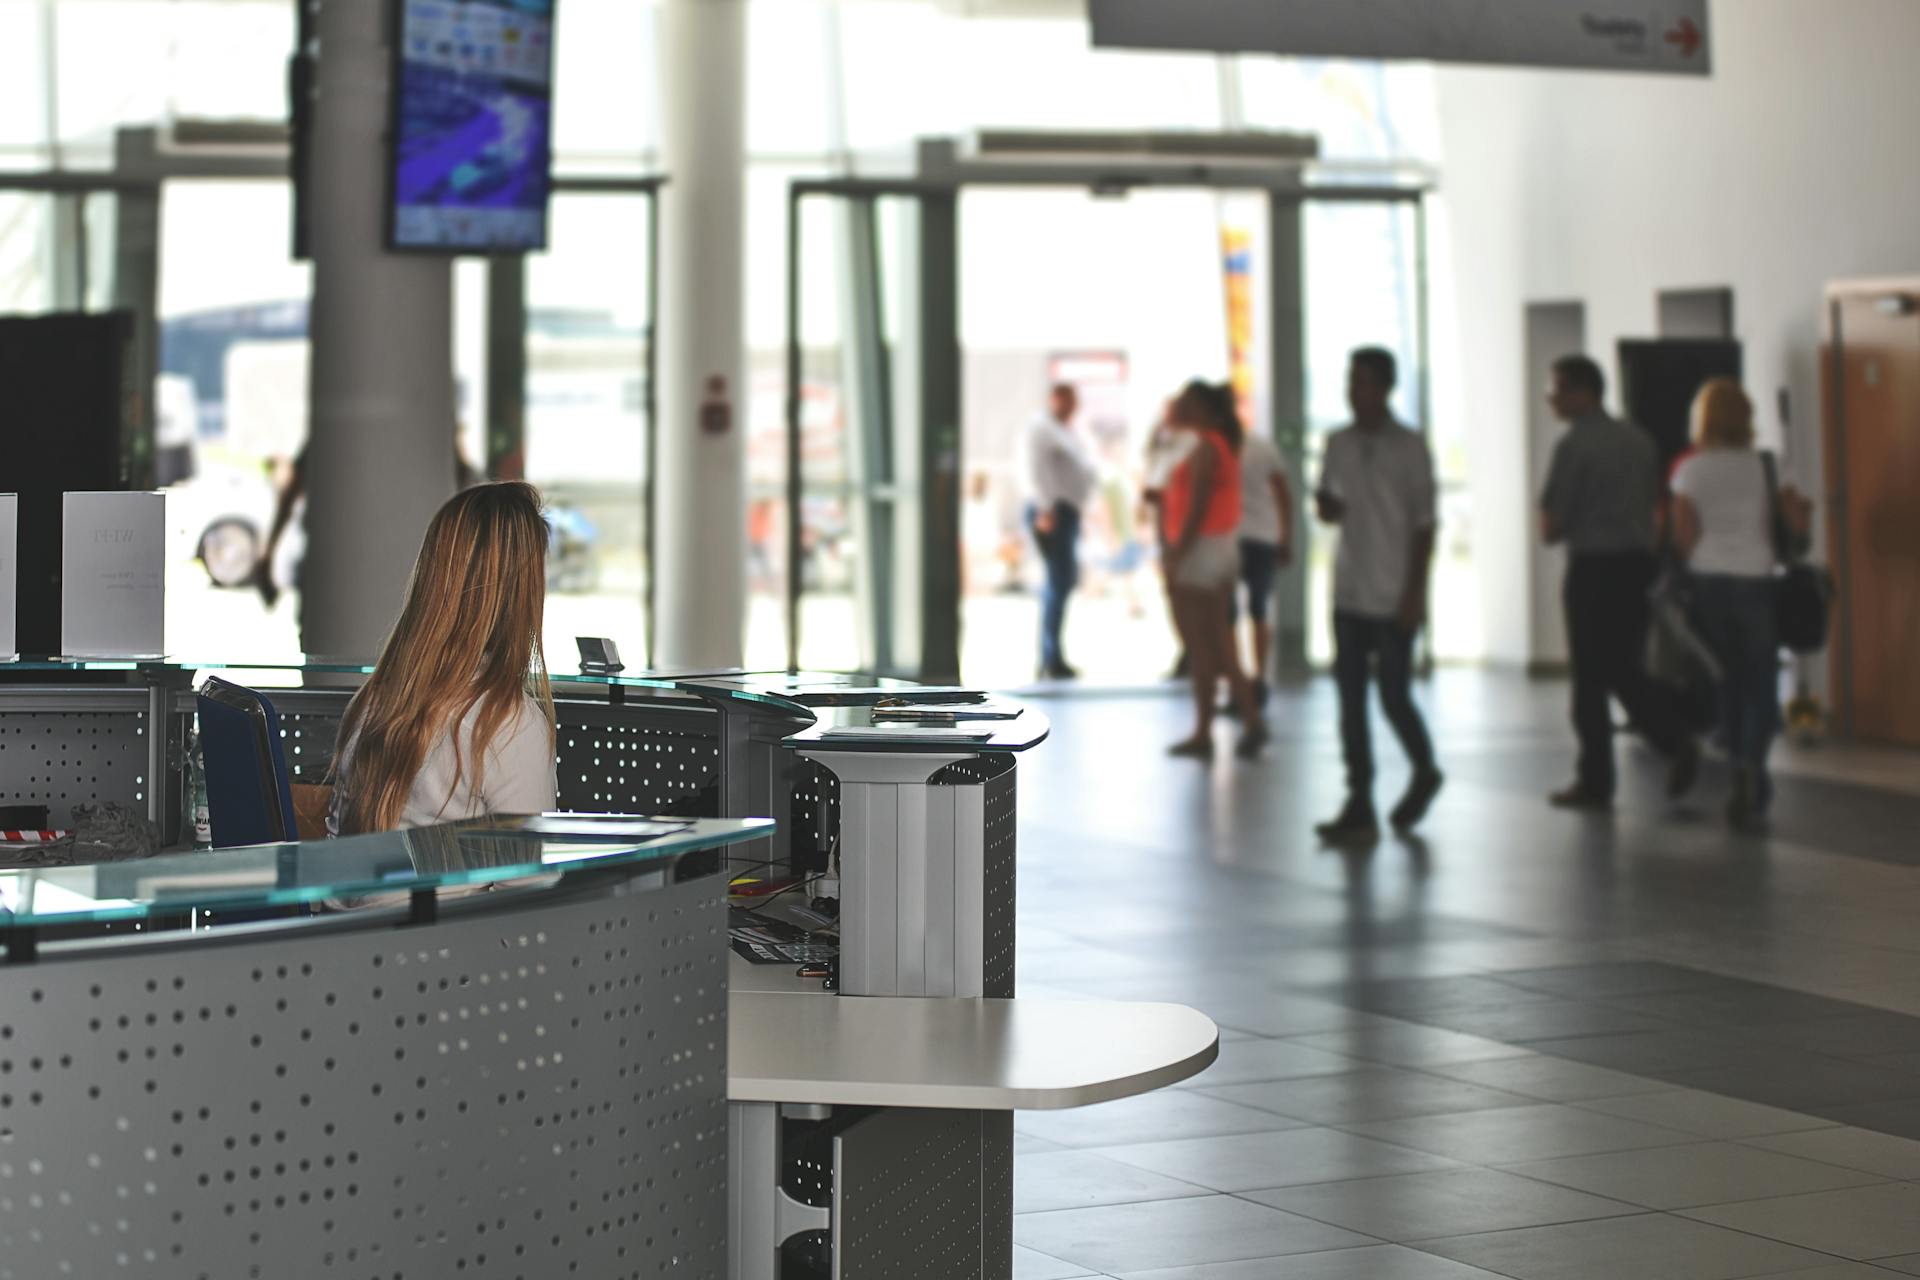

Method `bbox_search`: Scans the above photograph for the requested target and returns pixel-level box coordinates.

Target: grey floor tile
[1608,986,1871,1027]
[1666,1056,1920,1112]
[1317,975,1566,1016]
[1115,1243,1518,1279]
[1740,1012,1920,1057]
[1174,1037,1364,1087]
[1424,1001,1677,1041]
[1503,1140,1887,1209]
[1203,993,1408,1039]
[1574,1089,1836,1138]
[1682,1183,1920,1259]
[1820,1097,1920,1141]
[1870,1051,1920,1074]
[1345,1102,1694,1164]
[1201,1067,1533,1125]
[1250,1167,1636,1241]
[1017,1090,1306,1149]
[1014,1149,1212,1214]
[1425,1055,1677,1102]
[1014,1244,1100,1280]
[1414,1212,1834,1279]
[1097,1127,1457,1193]
[1875,1256,1920,1277]
[1288,1024,1535,1068]
[1522,1028,1758,1073]
[1018,1132,1070,1154]
[1745,1266,1920,1279]
[1743,1125,1920,1179]
[1013,1195,1378,1274]
[1490,962,1733,1000]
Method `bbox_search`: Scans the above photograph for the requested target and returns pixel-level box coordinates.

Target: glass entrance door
[781,182,960,679]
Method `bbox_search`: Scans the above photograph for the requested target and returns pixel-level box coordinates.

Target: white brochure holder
[0,494,16,662]
[61,491,166,660]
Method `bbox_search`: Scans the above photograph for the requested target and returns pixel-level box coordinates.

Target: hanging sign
[1091,0,1711,75]
[61,492,167,660]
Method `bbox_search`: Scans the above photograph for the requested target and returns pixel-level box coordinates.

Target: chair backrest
[196,677,299,848]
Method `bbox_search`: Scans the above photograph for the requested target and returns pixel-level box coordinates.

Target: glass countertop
[0,660,1034,747]
[0,814,772,930]
[0,657,846,696]
[784,704,1050,754]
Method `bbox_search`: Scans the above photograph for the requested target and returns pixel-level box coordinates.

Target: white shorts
[1171,534,1239,590]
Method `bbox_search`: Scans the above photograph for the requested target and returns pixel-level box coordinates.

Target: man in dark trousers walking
[1539,354,1700,810]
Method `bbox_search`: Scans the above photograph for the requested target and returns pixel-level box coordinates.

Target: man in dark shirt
[1539,355,1699,810]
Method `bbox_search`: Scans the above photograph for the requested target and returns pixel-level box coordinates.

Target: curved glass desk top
[784,704,1050,754]
[0,657,845,699]
[0,815,772,930]
[0,659,1040,748]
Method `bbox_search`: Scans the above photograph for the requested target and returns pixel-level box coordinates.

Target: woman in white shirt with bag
[1670,379,1811,830]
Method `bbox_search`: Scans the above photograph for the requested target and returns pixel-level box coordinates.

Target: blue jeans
[1027,501,1080,671]
[1691,573,1780,805]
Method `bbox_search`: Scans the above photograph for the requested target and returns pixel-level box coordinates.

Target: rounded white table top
[729,990,1219,1110]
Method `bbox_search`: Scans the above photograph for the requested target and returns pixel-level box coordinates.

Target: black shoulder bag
[1761,451,1833,654]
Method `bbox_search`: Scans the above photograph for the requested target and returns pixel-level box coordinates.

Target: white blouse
[328,694,558,835]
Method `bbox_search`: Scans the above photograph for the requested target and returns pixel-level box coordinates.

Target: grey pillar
[300,0,457,661]
[1266,194,1308,676]
[110,182,161,489]
[486,255,528,480]
[655,0,748,669]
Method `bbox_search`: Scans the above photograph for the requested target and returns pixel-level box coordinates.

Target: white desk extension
[729,991,1219,1110]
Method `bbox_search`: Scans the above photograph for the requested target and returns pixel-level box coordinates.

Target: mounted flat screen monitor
[387,0,556,253]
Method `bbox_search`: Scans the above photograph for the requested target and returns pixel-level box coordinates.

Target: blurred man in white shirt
[1023,384,1097,679]
[1313,348,1443,841]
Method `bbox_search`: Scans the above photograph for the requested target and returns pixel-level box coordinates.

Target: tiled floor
[1010,672,1920,1279]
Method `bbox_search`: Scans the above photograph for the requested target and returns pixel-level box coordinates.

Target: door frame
[0,130,666,662]
[784,139,1433,681]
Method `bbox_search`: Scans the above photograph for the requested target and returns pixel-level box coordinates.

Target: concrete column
[300,0,456,661]
[654,0,748,668]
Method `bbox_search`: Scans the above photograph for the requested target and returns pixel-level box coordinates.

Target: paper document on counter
[871,700,1024,722]
[820,724,996,743]
[61,492,166,659]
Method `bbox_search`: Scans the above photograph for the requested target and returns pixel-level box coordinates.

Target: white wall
[1431,0,1920,667]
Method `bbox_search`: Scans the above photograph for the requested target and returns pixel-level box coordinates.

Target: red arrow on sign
[1666,16,1702,58]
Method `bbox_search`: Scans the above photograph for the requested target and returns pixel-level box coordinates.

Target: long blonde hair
[1691,377,1755,449]
[331,481,555,834]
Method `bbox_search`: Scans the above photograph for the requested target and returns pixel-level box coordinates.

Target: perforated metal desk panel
[0,660,824,846]
[0,815,768,1280]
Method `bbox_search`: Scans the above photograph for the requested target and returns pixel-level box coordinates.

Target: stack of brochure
[869,699,1024,723]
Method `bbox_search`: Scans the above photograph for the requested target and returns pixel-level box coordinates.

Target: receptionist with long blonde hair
[327,482,557,835]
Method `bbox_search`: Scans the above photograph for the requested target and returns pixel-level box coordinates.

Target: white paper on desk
[0,494,16,661]
[61,492,166,659]
[820,724,995,742]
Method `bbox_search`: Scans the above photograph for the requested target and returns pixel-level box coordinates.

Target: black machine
[0,312,137,658]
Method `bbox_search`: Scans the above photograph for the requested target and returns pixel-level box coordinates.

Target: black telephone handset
[575,636,624,673]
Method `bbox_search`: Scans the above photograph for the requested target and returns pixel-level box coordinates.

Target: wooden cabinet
[1823,278,1920,747]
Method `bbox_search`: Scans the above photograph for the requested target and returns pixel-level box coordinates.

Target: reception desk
[0,661,1044,865]
[0,814,770,1279]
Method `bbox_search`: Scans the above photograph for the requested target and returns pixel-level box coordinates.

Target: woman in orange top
[1164,381,1267,760]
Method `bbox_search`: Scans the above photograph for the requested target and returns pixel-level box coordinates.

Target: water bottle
[187,720,213,850]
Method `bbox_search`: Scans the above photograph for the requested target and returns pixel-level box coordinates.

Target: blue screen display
[389,0,555,252]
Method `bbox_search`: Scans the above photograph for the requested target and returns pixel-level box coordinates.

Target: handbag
[1761,451,1833,654]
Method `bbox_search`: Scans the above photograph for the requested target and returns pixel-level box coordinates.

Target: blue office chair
[196,677,299,848]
